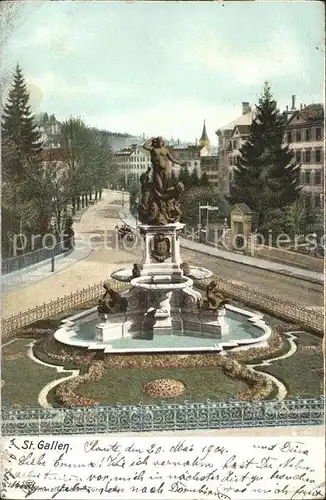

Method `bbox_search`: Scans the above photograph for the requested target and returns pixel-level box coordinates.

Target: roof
[217,108,255,135]
[199,120,210,146]
[234,124,250,135]
[231,203,253,214]
[286,103,324,125]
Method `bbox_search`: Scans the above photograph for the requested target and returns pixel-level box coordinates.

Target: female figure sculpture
[143,137,184,194]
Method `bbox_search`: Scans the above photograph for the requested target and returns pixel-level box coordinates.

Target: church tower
[198,120,211,156]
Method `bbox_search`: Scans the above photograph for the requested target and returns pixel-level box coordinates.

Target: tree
[1,64,42,256]
[231,82,300,230]
[60,117,93,213]
[261,195,319,240]
[189,168,200,187]
[182,186,230,227]
[2,64,41,180]
[179,166,191,188]
[200,171,210,186]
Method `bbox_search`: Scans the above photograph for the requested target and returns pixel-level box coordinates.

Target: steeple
[198,119,211,156]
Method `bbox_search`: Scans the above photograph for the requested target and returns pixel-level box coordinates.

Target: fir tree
[190,168,200,187]
[179,166,191,188]
[200,171,210,186]
[231,82,300,228]
[2,64,41,180]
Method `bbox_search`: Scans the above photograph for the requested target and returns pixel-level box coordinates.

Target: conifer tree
[231,82,300,228]
[190,168,200,187]
[200,171,210,186]
[179,166,191,188]
[2,64,41,180]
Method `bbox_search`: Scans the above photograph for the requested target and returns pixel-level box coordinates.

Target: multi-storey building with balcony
[114,144,151,186]
[284,103,324,210]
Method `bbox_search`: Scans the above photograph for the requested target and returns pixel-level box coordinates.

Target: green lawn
[1,339,73,408]
[76,367,248,405]
[257,331,323,398]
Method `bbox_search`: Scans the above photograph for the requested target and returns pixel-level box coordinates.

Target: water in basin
[74,310,263,349]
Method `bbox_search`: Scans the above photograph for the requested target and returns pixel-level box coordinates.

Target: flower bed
[55,361,104,407]
[143,379,185,398]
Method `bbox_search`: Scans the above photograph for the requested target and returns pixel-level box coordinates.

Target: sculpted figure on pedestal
[200,280,229,311]
[138,137,185,225]
[98,283,128,316]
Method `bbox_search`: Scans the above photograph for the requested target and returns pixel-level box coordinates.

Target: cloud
[29,71,133,100]
[189,30,306,86]
[7,19,95,56]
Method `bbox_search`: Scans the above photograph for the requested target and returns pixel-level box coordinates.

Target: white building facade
[114,144,151,186]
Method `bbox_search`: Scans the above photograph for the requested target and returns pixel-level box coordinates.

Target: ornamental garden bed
[1,339,74,408]
[256,331,324,398]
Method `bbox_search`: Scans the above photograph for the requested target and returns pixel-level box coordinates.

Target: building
[284,103,324,210]
[216,98,324,209]
[200,156,220,186]
[169,144,202,175]
[216,102,254,194]
[114,144,151,186]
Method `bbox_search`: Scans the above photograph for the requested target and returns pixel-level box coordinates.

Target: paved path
[2,190,140,318]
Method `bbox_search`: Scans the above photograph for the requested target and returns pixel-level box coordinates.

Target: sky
[1,1,324,145]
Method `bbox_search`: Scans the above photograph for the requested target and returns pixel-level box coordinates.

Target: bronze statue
[143,137,184,194]
[132,263,143,278]
[200,280,229,310]
[138,137,186,225]
[98,283,128,315]
[151,233,171,262]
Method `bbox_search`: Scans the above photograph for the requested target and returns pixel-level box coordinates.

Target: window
[305,171,311,184]
[296,151,301,163]
[315,150,321,163]
[296,130,301,142]
[316,128,322,140]
[287,131,292,143]
[304,150,311,163]
[305,129,311,141]
[232,140,237,150]
[315,171,321,185]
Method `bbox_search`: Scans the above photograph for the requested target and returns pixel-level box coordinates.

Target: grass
[257,331,324,398]
[1,339,73,408]
[75,366,248,405]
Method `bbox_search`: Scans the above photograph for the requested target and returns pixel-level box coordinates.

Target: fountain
[54,136,271,352]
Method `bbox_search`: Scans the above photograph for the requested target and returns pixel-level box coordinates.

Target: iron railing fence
[1,279,126,341]
[195,277,324,334]
[2,237,74,275]
[1,397,324,436]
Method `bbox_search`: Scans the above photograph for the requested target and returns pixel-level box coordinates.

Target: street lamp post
[122,188,125,208]
[50,215,56,272]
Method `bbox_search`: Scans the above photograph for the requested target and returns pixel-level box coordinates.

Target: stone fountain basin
[111,266,212,282]
[130,275,193,291]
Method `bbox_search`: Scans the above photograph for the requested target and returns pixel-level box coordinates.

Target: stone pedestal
[217,308,229,335]
[138,223,184,277]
